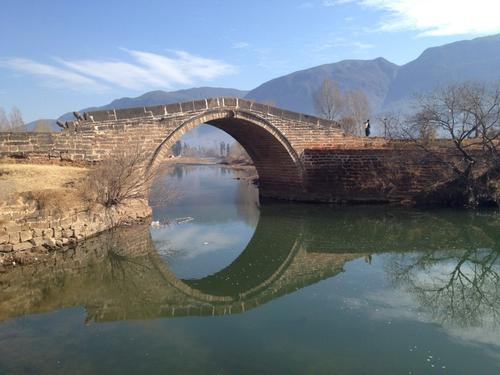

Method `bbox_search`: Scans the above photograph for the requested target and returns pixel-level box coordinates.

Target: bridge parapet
[76,97,339,129]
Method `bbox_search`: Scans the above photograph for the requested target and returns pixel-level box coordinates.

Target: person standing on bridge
[364,119,371,137]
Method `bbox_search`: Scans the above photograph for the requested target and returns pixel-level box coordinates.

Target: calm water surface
[0,164,499,374]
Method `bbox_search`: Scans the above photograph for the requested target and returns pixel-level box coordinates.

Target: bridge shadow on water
[0,204,499,327]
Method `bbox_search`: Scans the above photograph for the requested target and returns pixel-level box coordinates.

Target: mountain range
[28,33,500,137]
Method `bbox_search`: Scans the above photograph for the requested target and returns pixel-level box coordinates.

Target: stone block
[19,230,33,242]
[0,234,9,244]
[60,217,73,227]
[0,244,13,253]
[43,228,55,238]
[43,237,57,249]
[32,228,44,238]
[30,237,45,247]
[3,223,21,232]
[13,242,33,252]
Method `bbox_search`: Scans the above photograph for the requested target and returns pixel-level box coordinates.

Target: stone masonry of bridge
[0,97,447,203]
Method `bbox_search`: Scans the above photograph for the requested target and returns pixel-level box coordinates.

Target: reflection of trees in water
[387,248,500,328]
[173,165,184,179]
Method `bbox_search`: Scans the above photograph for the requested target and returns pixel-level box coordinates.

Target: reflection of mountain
[0,206,498,325]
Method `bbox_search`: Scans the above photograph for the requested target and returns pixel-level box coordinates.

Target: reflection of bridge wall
[1,206,498,323]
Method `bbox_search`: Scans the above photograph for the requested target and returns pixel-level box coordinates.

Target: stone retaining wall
[302,145,451,203]
[0,200,151,267]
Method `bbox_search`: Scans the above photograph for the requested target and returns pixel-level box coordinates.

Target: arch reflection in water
[0,205,499,333]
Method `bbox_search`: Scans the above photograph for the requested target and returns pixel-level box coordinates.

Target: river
[0,164,499,374]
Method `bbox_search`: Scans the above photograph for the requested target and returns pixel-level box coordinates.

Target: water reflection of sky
[150,164,259,279]
[336,254,500,370]
[151,222,255,279]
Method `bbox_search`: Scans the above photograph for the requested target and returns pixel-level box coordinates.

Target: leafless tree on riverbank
[380,82,500,207]
[0,106,26,132]
[314,79,371,135]
[83,148,178,209]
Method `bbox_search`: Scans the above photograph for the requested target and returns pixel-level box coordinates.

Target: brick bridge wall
[0,97,449,203]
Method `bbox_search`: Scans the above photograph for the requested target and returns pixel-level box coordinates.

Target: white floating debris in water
[150,221,161,228]
[202,241,209,245]
[176,217,194,224]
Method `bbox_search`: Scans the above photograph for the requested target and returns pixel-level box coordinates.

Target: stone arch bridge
[0,97,442,202]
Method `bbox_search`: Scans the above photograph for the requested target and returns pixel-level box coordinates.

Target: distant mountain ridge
[245,57,399,115]
[382,33,500,110]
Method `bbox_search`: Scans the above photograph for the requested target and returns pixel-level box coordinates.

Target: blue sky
[1,0,500,121]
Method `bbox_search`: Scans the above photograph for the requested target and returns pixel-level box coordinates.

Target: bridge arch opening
[148,109,305,200]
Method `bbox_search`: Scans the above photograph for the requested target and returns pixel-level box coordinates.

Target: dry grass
[0,163,88,215]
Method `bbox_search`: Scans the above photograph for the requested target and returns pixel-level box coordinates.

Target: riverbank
[165,156,257,174]
[0,162,150,268]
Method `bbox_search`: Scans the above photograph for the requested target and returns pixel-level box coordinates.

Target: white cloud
[2,50,236,92]
[331,0,500,36]
[0,58,106,91]
[232,41,250,49]
[152,224,242,258]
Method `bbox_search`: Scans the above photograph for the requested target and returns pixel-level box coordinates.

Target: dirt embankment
[0,163,88,210]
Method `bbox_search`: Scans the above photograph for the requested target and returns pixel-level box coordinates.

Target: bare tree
[224,142,252,165]
[403,82,500,207]
[314,80,371,135]
[82,148,176,209]
[387,248,500,328]
[0,107,9,131]
[377,111,403,138]
[9,106,25,132]
[338,116,358,135]
[314,79,345,121]
[344,90,371,136]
